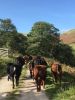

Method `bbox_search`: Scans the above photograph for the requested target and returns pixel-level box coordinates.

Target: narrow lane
[17,70,49,100]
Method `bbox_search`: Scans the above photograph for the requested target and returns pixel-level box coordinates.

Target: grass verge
[45,66,75,100]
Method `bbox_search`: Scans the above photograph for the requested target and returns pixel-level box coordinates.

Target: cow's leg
[12,76,15,89]
[38,79,42,92]
[42,80,45,88]
[37,85,39,92]
[36,79,39,92]
[41,80,43,85]
[8,74,10,81]
[15,75,20,86]
[37,84,41,92]
[36,79,41,92]
[32,70,35,80]
[39,84,41,91]
[30,70,32,78]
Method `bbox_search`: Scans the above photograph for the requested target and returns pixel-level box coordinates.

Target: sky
[0,0,75,34]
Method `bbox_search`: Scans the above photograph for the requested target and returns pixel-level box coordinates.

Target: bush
[0,57,14,77]
[52,43,75,66]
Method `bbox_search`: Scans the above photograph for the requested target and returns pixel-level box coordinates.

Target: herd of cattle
[7,55,62,92]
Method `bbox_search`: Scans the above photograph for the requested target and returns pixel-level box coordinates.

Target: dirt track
[0,70,49,100]
[0,76,12,100]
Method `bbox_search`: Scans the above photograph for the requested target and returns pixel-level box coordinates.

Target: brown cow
[33,56,47,92]
[34,65,47,92]
[51,62,62,85]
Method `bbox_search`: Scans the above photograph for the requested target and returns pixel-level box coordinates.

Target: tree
[52,43,75,66]
[0,18,28,55]
[0,18,17,48]
[9,33,28,55]
[0,18,17,32]
[27,21,60,56]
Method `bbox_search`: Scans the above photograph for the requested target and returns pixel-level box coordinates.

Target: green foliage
[46,63,75,100]
[0,18,17,48]
[0,18,28,55]
[46,84,75,100]
[69,43,75,56]
[0,18,17,32]
[9,33,28,55]
[0,58,13,77]
[52,43,75,66]
[27,21,60,56]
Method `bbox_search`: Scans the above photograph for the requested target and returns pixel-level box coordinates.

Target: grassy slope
[45,59,75,100]
[32,31,75,100]
[60,29,75,44]
[60,29,75,55]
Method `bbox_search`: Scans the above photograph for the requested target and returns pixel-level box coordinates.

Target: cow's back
[34,65,46,79]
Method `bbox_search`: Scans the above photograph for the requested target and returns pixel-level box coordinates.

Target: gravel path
[0,76,13,100]
[0,70,49,100]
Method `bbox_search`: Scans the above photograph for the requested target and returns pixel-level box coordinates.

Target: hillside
[60,29,75,44]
